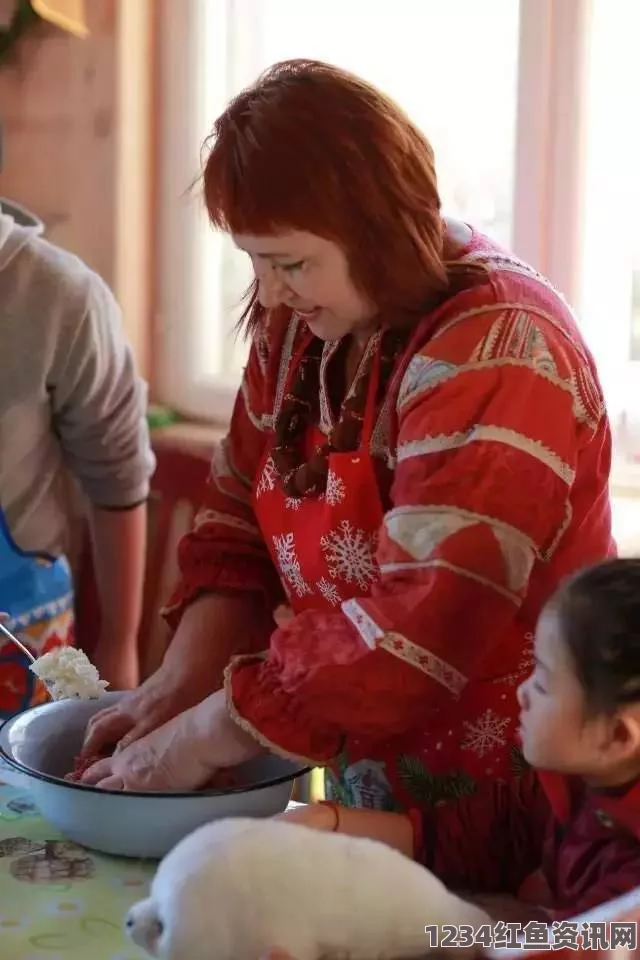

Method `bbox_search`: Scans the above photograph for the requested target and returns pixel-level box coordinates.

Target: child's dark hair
[549,558,640,713]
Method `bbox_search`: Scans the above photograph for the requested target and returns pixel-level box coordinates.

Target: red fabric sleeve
[225,305,608,763]
[162,316,289,631]
[421,768,551,894]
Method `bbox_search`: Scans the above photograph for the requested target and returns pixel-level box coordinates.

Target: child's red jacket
[419,768,640,918]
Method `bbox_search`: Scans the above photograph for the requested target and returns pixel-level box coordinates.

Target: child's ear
[610,708,640,761]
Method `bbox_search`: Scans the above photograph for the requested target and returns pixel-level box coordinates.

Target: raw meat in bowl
[0,693,309,858]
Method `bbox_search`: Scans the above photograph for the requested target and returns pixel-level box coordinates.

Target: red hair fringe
[202,59,448,333]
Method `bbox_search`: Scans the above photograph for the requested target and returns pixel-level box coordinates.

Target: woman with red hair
[81,60,615,810]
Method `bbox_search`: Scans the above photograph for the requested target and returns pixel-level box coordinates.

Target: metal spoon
[0,618,53,699]
[0,619,36,663]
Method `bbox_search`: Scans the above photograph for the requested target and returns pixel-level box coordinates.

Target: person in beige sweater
[0,199,155,717]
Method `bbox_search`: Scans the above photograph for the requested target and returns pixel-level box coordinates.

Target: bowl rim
[0,707,311,799]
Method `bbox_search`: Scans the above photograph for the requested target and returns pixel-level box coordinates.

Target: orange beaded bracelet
[318,799,341,831]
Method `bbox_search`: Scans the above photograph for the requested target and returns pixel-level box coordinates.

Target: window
[156,0,521,422]
[155,0,639,494]
[577,0,640,478]
[256,0,520,249]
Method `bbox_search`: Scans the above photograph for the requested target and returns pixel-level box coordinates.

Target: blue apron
[0,509,75,721]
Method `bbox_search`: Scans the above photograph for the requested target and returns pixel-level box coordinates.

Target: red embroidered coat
[162,231,615,811]
[419,769,640,921]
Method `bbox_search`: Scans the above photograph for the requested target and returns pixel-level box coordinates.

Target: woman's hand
[80,689,265,791]
[81,657,217,759]
[82,593,273,759]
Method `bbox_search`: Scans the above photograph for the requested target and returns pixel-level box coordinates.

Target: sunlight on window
[578,0,640,463]
[205,0,521,384]
[259,0,519,245]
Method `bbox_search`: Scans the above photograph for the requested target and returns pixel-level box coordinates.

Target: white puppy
[125,817,491,960]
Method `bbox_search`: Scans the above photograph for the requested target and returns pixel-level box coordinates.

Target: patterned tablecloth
[0,779,305,960]
[3,774,640,960]
[0,782,156,960]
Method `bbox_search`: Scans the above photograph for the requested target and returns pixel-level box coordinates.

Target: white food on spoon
[29,647,109,700]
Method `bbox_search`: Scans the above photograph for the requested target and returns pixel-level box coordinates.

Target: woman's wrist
[161,597,244,698]
[164,593,270,679]
[191,689,264,766]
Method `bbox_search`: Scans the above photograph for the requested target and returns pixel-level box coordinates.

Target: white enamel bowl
[0,692,309,859]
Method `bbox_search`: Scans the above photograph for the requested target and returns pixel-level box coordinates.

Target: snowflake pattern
[272,532,311,598]
[285,496,302,511]
[256,457,278,498]
[316,577,341,607]
[320,520,379,590]
[461,709,510,758]
[496,633,535,686]
[323,469,346,507]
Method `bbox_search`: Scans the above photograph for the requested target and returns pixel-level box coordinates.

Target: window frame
[154,0,637,493]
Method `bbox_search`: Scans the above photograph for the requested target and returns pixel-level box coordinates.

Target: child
[279,557,640,922]
[0,199,155,717]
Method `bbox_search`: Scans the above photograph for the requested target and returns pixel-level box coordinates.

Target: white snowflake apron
[253,337,526,813]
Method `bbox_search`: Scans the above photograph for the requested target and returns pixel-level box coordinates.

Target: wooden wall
[0,0,155,376]
[0,3,118,284]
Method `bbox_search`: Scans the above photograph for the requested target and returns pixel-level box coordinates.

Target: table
[0,781,156,960]
[3,776,639,960]
[0,781,306,960]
